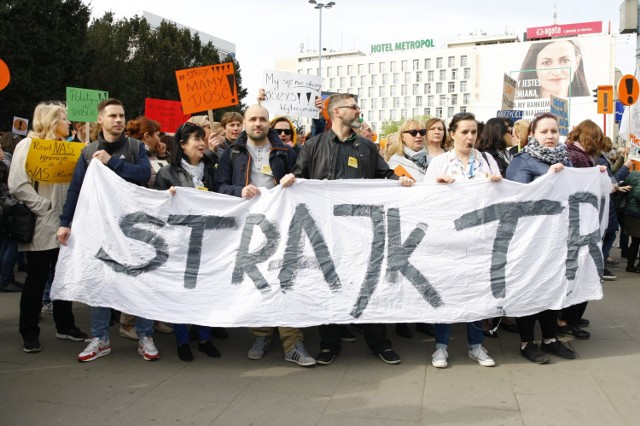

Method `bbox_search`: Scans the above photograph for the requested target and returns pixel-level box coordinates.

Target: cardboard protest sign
[549,95,569,136]
[261,70,323,119]
[12,116,29,136]
[144,98,191,134]
[175,62,238,114]
[66,87,109,122]
[502,73,517,110]
[25,138,83,183]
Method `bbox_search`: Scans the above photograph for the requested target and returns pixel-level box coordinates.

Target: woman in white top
[422,112,501,369]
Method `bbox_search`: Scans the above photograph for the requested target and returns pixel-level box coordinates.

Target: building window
[371,75,377,85]
[357,87,364,97]
[361,75,367,86]
[379,62,385,73]
[401,60,408,71]
[379,86,386,96]
[401,84,407,95]
[448,56,455,67]
[404,96,411,108]
[416,96,423,107]
[439,69,446,81]
[463,93,470,104]
[350,76,356,86]
[428,71,434,82]
[425,108,430,116]
[339,77,345,87]
[448,107,454,117]
[327,66,333,77]
[451,94,458,105]
[368,63,375,73]
[413,59,420,70]
[368,111,374,122]
[436,82,442,93]
[368,87,374,97]
[330,78,336,87]
[460,81,467,92]
[347,65,354,75]
[448,82,455,93]
[358,64,364,74]
[361,99,367,110]
[390,85,397,96]
[413,84,419,95]
[425,58,431,69]
[338,66,344,76]
[436,107,442,117]
[460,106,467,113]
[413,108,420,117]
[371,98,378,109]
[416,71,422,82]
[436,57,443,68]
[451,69,457,80]
[382,74,388,85]
[393,97,400,108]
[390,61,397,72]
[464,68,471,79]
[379,110,385,121]
[392,109,398,120]
[425,83,431,94]
[404,72,411,83]
[428,95,434,106]
[439,95,446,106]
[382,98,389,108]
[461,55,468,66]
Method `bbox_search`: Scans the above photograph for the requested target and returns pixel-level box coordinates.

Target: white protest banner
[261,70,322,119]
[52,162,608,327]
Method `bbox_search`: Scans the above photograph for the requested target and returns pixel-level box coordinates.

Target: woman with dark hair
[125,116,163,187]
[154,122,220,362]
[517,40,589,99]
[423,112,501,369]
[8,102,88,352]
[477,117,513,177]
[505,112,577,364]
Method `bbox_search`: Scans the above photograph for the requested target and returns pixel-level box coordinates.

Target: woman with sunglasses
[423,112,501,369]
[154,122,221,362]
[387,119,429,181]
[505,112,577,364]
[271,116,299,152]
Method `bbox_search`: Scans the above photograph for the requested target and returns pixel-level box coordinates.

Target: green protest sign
[66,87,109,122]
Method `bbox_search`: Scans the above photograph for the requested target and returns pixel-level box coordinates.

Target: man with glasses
[280,93,414,365]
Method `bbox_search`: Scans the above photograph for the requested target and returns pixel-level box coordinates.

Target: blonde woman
[8,101,88,353]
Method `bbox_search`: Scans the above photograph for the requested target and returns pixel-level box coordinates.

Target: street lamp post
[308,1,335,77]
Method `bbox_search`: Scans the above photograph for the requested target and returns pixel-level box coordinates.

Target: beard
[344,116,362,129]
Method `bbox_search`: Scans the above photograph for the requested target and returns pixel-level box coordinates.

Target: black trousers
[560,302,587,325]
[20,249,75,340]
[319,324,391,354]
[516,309,558,342]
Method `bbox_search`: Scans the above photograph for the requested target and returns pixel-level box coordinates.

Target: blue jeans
[91,306,154,341]
[602,229,617,260]
[0,237,18,285]
[174,324,211,345]
[434,321,484,349]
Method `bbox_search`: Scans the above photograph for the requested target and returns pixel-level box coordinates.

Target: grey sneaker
[468,346,495,367]
[432,348,448,368]
[248,336,271,360]
[284,342,316,367]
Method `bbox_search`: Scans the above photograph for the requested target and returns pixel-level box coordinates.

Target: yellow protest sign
[25,138,83,183]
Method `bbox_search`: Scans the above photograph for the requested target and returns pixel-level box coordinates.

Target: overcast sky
[85,0,636,101]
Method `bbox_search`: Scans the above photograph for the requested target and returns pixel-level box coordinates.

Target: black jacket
[292,129,395,180]
[154,155,216,190]
[213,129,296,197]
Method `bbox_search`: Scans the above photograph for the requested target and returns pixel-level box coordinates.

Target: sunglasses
[275,128,292,136]
[533,112,557,120]
[337,104,361,110]
[403,129,427,137]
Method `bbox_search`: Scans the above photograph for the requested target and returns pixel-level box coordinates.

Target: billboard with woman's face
[473,35,614,127]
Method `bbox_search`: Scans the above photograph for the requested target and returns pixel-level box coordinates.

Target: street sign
[597,85,614,114]
[617,74,639,106]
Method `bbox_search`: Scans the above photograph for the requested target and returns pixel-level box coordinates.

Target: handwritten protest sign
[175,62,238,114]
[53,161,607,327]
[25,138,83,183]
[550,95,569,136]
[261,70,322,119]
[66,87,109,122]
[12,116,29,136]
[144,98,191,134]
[502,73,517,110]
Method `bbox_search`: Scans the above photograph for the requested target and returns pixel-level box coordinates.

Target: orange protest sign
[597,85,614,114]
[617,74,639,106]
[0,59,10,91]
[393,164,415,181]
[175,62,238,114]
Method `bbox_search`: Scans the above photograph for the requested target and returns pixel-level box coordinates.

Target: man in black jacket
[280,93,414,365]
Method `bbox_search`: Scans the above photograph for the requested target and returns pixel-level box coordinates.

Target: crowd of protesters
[2,92,638,370]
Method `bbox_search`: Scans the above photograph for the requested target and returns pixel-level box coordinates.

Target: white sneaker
[468,346,495,367]
[431,348,448,368]
[41,302,53,314]
[248,336,271,360]
[284,342,316,367]
[138,336,160,361]
[78,337,111,362]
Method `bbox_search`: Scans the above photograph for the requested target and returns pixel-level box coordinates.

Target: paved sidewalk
[1,264,639,425]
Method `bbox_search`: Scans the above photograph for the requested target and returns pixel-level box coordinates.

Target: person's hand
[436,175,455,183]
[598,165,607,173]
[398,176,414,186]
[257,88,266,104]
[168,186,176,196]
[315,96,323,110]
[619,185,632,193]
[208,132,225,151]
[548,163,564,173]
[92,149,111,164]
[241,184,261,199]
[280,173,296,187]
[489,174,502,182]
[57,227,71,246]
[624,159,633,168]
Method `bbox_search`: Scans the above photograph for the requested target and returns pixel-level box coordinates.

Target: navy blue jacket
[213,129,297,197]
[506,152,573,184]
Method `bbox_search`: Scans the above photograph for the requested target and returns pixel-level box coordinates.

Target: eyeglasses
[275,128,292,136]
[337,104,361,110]
[403,129,427,137]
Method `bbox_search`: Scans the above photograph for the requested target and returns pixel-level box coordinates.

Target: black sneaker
[340,326,357,343]
[0,283,22,293]
[56,327,89,342]
[520,342,549,364]
[177,343,193,362]
[198,340,221,358]
[578,318,590,328]
[23,338,42,353]
[603,268,617,281]
[557,325,590,340]
[541,340,576,359]
[378,349,401,365]
[316,349,336,365]
[625,266,640,273]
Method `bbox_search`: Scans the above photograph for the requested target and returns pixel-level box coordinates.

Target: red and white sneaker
[138,336,160,361]
[78,337,111,362]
